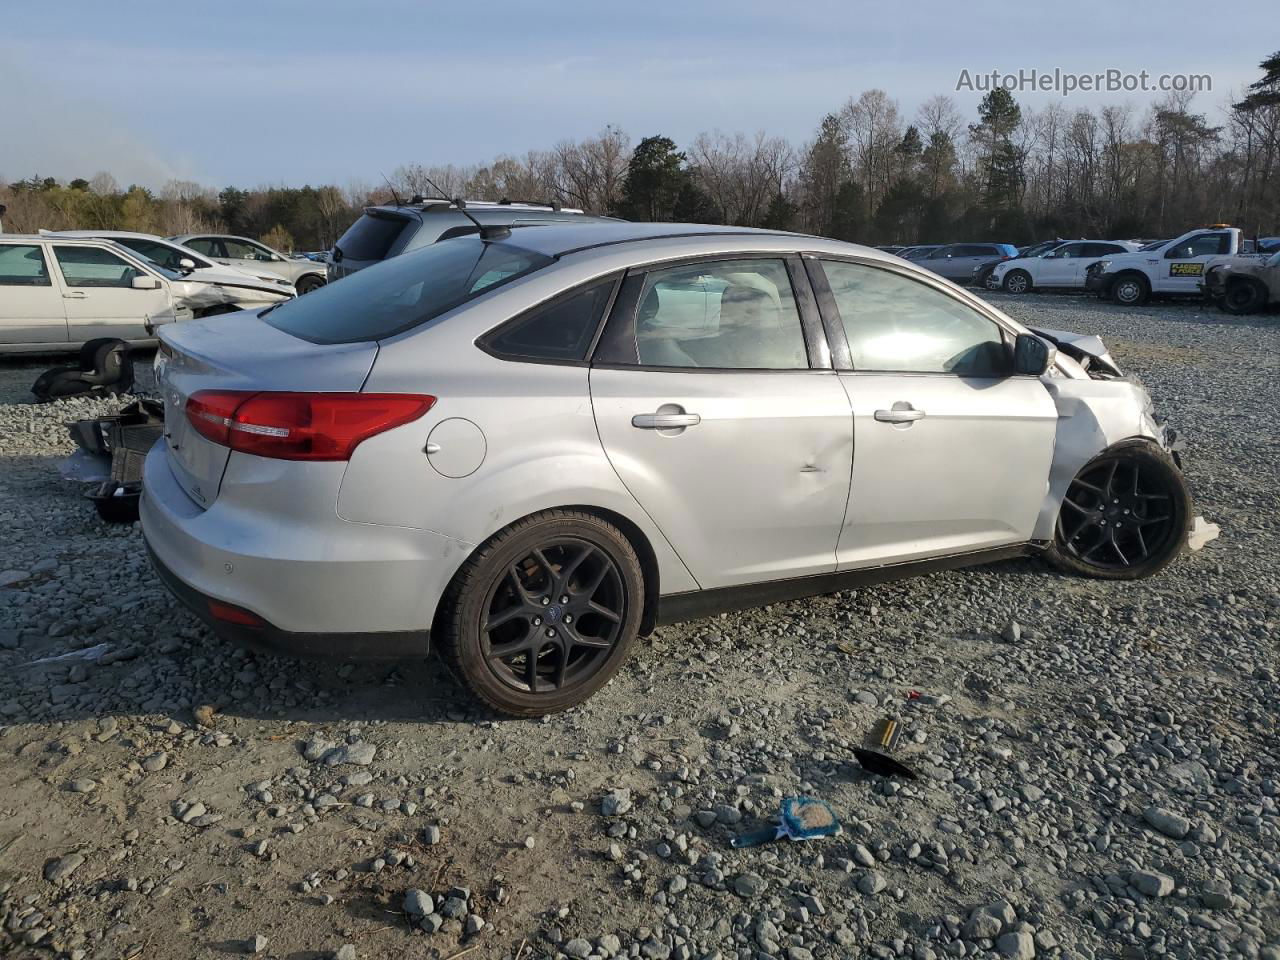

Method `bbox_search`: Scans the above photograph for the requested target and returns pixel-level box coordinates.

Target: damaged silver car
[142,222,1209,716]
[0,234,293,353]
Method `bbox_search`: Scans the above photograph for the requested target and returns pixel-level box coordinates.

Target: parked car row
[0,234,294,354]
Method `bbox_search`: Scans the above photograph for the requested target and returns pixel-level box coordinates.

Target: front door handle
[63,291,88,300]
[874,406,925,424]
[632,413,701,429]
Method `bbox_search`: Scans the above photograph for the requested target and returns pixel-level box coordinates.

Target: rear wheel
[1047,441,1190,580]
[296,275,326,295]
[438,510,644,716]
[1003,270,1032,294]
[1111,273,1150,306]
[1222,279,1266,315]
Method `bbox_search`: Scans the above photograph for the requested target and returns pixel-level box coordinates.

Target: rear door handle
[874,407,925,423]
[63,291,87,299]
[632,413,701,429]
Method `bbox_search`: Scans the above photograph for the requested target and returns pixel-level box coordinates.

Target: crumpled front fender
[1034,378,1169,541]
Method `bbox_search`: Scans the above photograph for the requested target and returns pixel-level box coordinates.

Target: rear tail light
[186,391,435,461]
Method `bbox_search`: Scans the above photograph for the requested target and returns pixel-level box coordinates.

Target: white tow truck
[1085,226,1242,305]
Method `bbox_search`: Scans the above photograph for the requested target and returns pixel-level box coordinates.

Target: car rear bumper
[145,541,428,660]
[140,442,471,658]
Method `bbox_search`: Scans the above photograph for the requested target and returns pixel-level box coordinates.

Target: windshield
[264,238,554,344]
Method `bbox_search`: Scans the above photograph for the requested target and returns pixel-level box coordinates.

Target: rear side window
[481,278,617,362]
[0,244,51,285]
[264,238,554,344]
[336,213,415,261]
[631,259,808,369]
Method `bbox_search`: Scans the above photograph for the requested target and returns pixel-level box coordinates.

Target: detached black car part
[67,399,165,524]
[32,338,135,402]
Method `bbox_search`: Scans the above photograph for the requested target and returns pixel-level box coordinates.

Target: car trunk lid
[154,311,378,508]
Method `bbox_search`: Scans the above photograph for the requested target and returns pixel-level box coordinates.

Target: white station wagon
[0,235,292,353]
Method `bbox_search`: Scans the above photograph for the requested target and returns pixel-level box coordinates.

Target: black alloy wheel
[439,510,644,716]
[481,538,625,695]
[1048,441,1191,580]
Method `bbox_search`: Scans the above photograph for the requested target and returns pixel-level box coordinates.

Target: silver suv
[328,198,613,281]
[143,222,1194,716]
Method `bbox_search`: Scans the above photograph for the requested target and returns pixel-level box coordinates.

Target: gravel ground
[0,295,1277,960]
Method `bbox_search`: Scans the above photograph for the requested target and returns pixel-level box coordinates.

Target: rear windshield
[335,212,415,261]
[264,238,554,344]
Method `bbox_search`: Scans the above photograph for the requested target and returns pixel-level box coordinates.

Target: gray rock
[1131,870,1175,897]
[1001,620,1022,643]
[326,741,376,766]
[1201,879,1233,909]
[996,931,1035,959]
[464,914,484,935]
[732,872,767,897]
[1143,805,1191,839]
[403,889,433,917]
[333,946,356,960]
[601,787,632,816]
[67,778,96,794]
[856,870,887,895]
[142,751,168,772]
[422,824,442,845]
[439,895,467,919]
[598,934,622,957]
[420,913,443,933]
[44,853,85,884]
[301,736,332,761]
[564,939,593,958]
[244,934,268,954]
[963,910,1002,940]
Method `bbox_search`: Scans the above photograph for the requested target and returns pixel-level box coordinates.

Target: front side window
[1166,233,1230,259]
[482,278,616,362]
[119,238,204,271]
[265,237,553,344]
[820,260,1008,376]
[927,246,954,259]
[630,259,808,369]
[0,244,51,286]
[53,246,140,288]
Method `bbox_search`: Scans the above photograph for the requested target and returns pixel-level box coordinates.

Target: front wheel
[1221,279,1266,315]
[295,275,326,295]
[438,510,644,716]
[1046,441,1191,580]
[1111,274,1150,306]
[1003,270,1032,294]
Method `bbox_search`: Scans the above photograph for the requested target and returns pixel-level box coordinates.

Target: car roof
[493,221,806,258]
[42,230,176,242]
[368,199,588,215]
[169,233,256,242]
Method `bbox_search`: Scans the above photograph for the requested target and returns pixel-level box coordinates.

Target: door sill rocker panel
[655,543,1035,625]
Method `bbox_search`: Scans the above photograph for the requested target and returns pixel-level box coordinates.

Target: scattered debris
[730,796,841,848]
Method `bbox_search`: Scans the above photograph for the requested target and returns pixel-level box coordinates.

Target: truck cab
[1087,226,1242,305]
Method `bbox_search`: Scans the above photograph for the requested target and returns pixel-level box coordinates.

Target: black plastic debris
[32,338,135,402]
[852,717,918,780]
[65,399,164,524]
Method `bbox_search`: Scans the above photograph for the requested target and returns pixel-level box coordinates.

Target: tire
[1111,273,1150,306]
[295,275,326,295]
[1221,279,1266,315]
[1003,270,1032,294]
[438,510,644,716]
[1046,440,1191,581]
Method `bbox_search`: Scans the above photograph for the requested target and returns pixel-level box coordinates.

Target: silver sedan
[142,222,1194,716]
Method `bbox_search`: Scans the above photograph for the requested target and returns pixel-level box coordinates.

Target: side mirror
[178,257,196,272]
[1013,332,1055,376]
[131,275,160,290]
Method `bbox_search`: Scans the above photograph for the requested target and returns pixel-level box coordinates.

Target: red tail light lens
[207,599,266,628]
[185,391,435,461]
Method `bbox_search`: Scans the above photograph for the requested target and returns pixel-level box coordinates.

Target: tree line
[3,51,1277,250]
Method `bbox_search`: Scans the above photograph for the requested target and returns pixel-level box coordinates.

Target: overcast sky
[3,0,1272,189]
